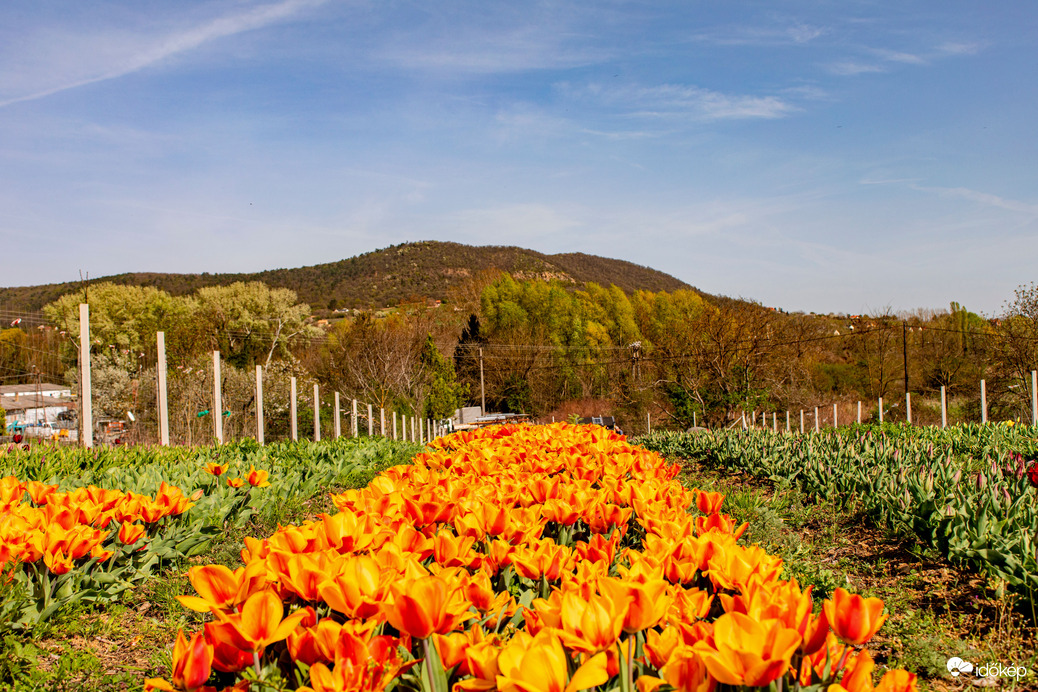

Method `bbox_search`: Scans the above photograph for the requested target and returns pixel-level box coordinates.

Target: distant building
[0,383,75,425]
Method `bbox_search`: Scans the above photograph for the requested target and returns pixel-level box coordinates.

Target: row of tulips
[149,422,917,692]
[0,472,257,627]
[0,475,191,625]
[641,424,1038,610]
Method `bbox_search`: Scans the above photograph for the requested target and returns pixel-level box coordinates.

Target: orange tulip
[210,590,308,653]
[557,590,627,654]
[319,554,386,620]
[496,630,609,692]
[696,491,724,514]
[118,521,146,545]
[598,576,671,633]
[383,574,470,639]
[246,466,270,488]
[144,629,213,691]
[694,612,801,687]
[205,462,229,477]
[875,669,917,692]
[227,477,245,488]
[823,588,888,646]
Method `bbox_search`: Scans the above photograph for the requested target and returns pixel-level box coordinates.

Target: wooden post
[313,384,320,441]
[256,365,264,445]
[879,397,883,423]
[857,401,861,425]
[1032,371,1037,426]
[290,377,297,441]
[833,403,838,428]
[906,392,912,424]
[381,408,386,437]
[393,411,398,440]
[351,399,358,437]
[156,332,169,446]
[940,385,947,428]
[78,304,93,449]
[213,351,223,444]
[367,403,373,436]
[981,380,987,424]
[334,392,340,438]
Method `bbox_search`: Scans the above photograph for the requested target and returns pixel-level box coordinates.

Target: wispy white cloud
[829,40,981,77]
[827,61,886,76]
[563,82,798,122]
[0,0,327,108]
[913,185,1038,216]
[691,22,828,46]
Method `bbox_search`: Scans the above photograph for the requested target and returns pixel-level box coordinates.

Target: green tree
[194,282,319,368]
[421,336,467,419]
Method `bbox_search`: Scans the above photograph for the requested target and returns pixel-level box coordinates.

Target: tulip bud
[976,473,986,490]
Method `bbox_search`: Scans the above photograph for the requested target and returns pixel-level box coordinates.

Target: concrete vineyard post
[381,408,386,437]
[906,392,912,424]
[693,411,696,427]
[213,351,223,445]
[940,385,947,428]
[857,401,861,425]
[290,377,297,442]
[800,410,804,434]
[773,412,777,433]
[786,410,790,432]
[411,416,416,442]
[752,411,756,427]
[157,332,169,446]
[351,399,358,437]
[78,304,93,448]
[981,380,987,424]
[313,384,320,441]
[367,403,373,437]
[393,412,398,440]
[814,406,819,432]
[833,403,838,428]
[879,397,883,423]
[334,392,341,438]
[256,366,264,445]
[1032,371,1037,426]
[647,412,651,434]
[741,412,746,430]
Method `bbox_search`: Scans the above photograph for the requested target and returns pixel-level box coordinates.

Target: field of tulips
[145,422,917,692]
[641,423,1038,619]
[0,437,417,665]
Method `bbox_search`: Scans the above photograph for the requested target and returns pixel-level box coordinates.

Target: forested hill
[0,241,695,312]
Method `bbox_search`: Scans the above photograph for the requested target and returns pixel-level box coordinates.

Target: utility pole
[479,347,486,415]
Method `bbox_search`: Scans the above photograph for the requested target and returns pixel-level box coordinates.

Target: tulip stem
[253,650,261,677]
[626,636,635,692]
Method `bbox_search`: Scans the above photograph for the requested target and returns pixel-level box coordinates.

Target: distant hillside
[0,241,697,313]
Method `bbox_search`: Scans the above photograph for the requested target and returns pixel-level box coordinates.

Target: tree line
[1,275,1036,441]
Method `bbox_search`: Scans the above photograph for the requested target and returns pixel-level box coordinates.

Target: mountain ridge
[0,241,697,313]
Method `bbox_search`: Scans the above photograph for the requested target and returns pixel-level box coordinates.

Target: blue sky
[1,1,1035,315]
